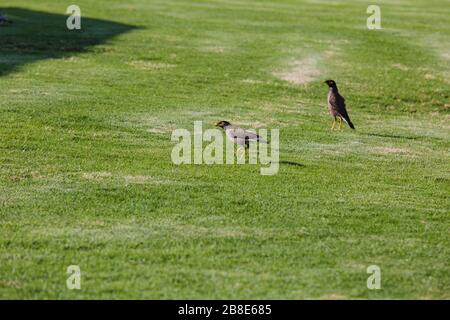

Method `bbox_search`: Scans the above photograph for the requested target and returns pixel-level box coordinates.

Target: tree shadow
[0,7,137,76]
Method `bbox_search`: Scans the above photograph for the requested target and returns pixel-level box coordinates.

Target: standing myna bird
[324,80,355,130]
[215,120,268,158]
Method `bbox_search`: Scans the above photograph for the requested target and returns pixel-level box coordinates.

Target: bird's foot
[331,119,336,130]
[237,147,246,161]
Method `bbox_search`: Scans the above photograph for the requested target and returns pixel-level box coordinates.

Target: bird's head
[324,79,337,88]
[215,120,231,129]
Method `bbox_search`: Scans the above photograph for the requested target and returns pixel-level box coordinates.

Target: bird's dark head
[215,120,231,129]
[324,79,337,88]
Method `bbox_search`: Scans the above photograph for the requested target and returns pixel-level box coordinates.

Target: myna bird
[324,80,355,130]
[215,120,268,158]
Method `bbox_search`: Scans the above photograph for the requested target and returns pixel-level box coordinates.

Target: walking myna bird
[215,120,268,158]
[324,80,355,130]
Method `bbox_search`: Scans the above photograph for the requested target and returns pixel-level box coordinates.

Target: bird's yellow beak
[215,122,221,126]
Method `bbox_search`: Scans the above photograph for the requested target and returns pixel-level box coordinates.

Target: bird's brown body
[215,120,268,160]
[215,121,268,147]
[325,80,355,130]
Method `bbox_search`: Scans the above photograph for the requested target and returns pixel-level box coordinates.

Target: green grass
[0,0,449,299]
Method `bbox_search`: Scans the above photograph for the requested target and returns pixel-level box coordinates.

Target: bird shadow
[364,132,419,140]
[0,7,138,77]
[277,160,305,167]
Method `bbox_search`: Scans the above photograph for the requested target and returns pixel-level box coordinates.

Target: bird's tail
[342,117,355,130]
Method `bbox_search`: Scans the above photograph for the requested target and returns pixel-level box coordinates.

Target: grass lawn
[0,0,449,299]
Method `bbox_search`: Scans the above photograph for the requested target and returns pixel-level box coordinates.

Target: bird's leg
[331,117,336,130]
[237,147,245,161]
[338,117,343,130]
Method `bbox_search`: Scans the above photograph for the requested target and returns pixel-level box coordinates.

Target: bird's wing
[226,127,268,143]
[330,93,350,120]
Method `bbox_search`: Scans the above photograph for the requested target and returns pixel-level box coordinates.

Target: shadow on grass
[0,7,137,76]
[277,160,305,167]
[364,132,419,140]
